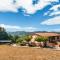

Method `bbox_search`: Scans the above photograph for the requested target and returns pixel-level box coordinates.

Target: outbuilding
[0,40,11,44]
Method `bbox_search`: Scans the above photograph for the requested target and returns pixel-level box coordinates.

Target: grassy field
[0,45,60,60]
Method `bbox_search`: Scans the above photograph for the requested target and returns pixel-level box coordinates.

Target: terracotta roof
[35,32,60,37]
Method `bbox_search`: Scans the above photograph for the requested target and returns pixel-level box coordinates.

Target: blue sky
[0,0,60,32]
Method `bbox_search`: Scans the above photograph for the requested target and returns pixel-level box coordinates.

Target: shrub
[35,36,48,42]
[35,36,48,47]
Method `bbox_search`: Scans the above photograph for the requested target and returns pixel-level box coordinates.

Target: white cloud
[44,4,60,16]
[41,16,60,25]
[0,0,17,12]
[49,11,60,16]
[50,4,60,11]
[0,0,58,14]
[49,4,60,16]
[23,27,37,32]
[0,24,37,32]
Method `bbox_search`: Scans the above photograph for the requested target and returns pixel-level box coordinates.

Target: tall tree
[0,27,9,40]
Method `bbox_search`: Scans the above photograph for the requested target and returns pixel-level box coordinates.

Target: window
[49,37,55,43]
[57,36,59,39]
[51,36,55,40]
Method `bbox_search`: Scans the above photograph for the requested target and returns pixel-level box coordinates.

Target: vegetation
[9,35,19,43]
[15,35,32,45]
[35,36,48,42]
[8,34,32,46]
[23,35,32,42]
[16,36,25,45]
[0,27,9,40]
[35,36,48,47]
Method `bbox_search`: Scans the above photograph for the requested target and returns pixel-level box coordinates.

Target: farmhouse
[31,32,60,47]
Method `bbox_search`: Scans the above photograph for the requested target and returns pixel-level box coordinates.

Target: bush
[35,36,48,42]
[35,36,48,47]
[9,34,32,46]
[16,37,24,44]
[23,35,32,42]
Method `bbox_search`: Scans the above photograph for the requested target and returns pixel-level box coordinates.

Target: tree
[35,36,48,47]
[35,36,47,42]
[0,27,5,32]
[9,35,19,43]
[15,35,32,46]
[8,34,32,45]
[0,27,9,40]
[24,35,32,42]
[16,37,24,44]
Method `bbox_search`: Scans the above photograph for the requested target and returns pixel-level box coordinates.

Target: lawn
[0,45,60,60]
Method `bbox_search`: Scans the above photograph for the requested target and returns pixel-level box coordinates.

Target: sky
[0,0,60,32]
